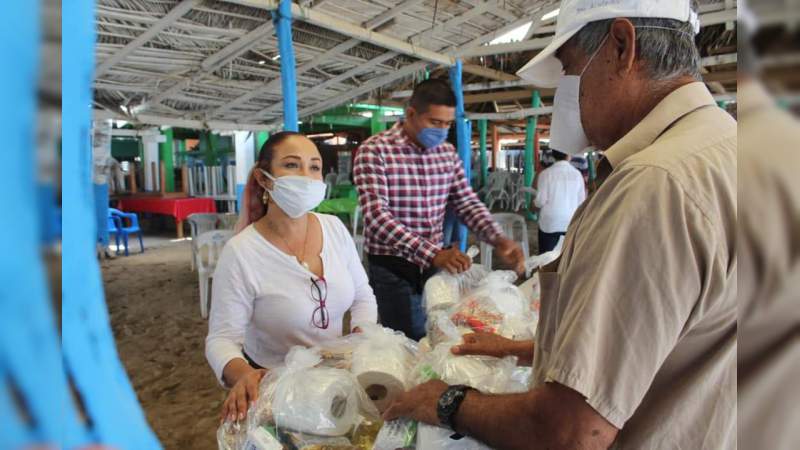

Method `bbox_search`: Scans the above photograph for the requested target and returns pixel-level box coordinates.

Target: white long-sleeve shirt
[205,213,377,384]
[534,160,587,233]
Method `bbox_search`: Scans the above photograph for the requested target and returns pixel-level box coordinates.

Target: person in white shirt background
[205,131,378,424]
[533,149,587,253]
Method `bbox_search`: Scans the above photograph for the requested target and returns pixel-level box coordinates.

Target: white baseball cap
[517,0,700,88]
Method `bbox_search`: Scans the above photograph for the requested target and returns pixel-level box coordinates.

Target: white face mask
[260,170,327,219]
[549,35,608,155]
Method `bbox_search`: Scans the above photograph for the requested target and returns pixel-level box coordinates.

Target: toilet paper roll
[417,424,493,450]
[351,343,410,412]
[271,368,360,436]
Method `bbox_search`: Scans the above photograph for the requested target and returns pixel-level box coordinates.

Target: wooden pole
[129,162,137,194]
[159,161,166,196]
[181,165,189,196]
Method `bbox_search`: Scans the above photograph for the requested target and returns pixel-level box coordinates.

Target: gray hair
[570,2,702,81]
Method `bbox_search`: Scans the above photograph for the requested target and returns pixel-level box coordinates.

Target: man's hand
[221,368,267,424]
[432,244,472,274]
[494,237,525,274]
[452,332,535,365]
[382,379,449,425]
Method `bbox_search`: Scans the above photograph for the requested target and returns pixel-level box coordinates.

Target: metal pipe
[449,59,469,252]
[275,0,299,131]
[478,119,488,188]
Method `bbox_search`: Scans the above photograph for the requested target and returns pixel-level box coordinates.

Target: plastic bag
[373,418,417,450]
[524,235,564,277]
[218,420,248,450]
[412,343,517,394]
[425,310,469,348]
[248,347,378,440]
[450,270,531,338]
[417,424,492,450]
[350,324,418,413]
[423,264,489,313]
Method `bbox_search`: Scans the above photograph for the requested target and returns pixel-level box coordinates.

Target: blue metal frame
[63,0,161,448]
[275,0,299,131]
[448,60,470,252]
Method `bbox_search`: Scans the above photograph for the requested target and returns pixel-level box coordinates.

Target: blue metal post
[449,60,470,252]
[63,0,161,448]
[0,2,81,448]
[275,0,299,131]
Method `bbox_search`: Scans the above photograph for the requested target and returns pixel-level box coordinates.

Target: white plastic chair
[187,213,219,271]
[484,172,511,210]
[217,212,239,230]
[351,206,365,261]
[336,173,351,185]
[196,230,234,319]
[324,173,338,199]
[480,213,530,269]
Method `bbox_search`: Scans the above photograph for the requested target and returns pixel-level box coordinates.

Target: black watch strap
[437,385,475,432]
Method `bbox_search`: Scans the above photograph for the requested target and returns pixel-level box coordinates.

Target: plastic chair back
[187,213,218,240]
[217,213,239,230]
[195,230,233,274]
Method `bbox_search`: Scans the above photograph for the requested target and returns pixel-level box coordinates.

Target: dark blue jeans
[368,263,428,341]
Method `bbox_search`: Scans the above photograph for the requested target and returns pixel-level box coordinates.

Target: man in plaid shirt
[353,79,524,340]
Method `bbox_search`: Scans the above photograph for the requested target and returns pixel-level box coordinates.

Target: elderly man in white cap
[383,1,736,449]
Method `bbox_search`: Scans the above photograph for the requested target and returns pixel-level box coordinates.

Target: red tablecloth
[117,197,216,222]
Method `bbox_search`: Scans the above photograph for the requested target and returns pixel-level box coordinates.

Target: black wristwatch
[437,385,475,432]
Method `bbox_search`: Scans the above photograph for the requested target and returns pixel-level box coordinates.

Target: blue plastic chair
[107,213,121,253]
[109,208,144,256]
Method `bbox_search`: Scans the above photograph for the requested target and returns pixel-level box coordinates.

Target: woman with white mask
[205,132,377,424]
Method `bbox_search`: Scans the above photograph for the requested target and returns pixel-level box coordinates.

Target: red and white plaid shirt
[353,122,502,268]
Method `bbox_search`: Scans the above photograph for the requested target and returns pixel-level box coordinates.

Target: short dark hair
[408,78,456,113]
[551,150,568,161]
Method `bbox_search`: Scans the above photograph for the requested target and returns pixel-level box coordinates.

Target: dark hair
[246,131,304,224]
[551,150,568,161]
[408,78,456,114]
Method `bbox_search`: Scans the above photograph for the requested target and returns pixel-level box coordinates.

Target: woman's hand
[221,368,267,424]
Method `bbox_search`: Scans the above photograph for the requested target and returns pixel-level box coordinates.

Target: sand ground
[102,239,222,450]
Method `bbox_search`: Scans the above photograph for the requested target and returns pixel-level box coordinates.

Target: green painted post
[255,131,269,158]
[478,119,488,188]
[370,108,387,136]
[158,128,175,191]
[175,139,186,167]
[587,150,597,182]
[524,91,541,220]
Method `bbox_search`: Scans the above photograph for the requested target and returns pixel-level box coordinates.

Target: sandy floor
[102,240,223,450]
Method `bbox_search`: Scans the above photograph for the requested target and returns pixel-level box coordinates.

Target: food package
[373,418,418,450]
[412,344,517,394]
[450,271,530,338]
[247,346,377,440]
[350,324,418,413]
[243,425,283,450]
[218,420,248,450]
[279,430,356,449]
[416,424,493,450]
[425,310,469,348]
[423,264,489,313]
[349,418,383,450]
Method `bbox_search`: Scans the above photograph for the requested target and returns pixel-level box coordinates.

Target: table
[329,184,358,200]
[116,196,216,238]
[316,197,358,226]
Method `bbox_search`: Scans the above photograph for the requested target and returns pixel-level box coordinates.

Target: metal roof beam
[95,0,200,78]
[255,51,399,117]
[223,0,455,66]
[362,0,426,29]
[212,38,362,116]
[200,21,275,73]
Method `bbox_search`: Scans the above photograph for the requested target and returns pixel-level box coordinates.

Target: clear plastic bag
[218,419,248,450]
[247,346,378,442]
[417,424,493,450]
[423,264,489,313]
[350,324,418,413]
[412,343,517,394]
[450,271,530,337]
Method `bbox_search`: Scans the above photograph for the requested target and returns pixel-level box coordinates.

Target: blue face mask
[416,127,449,149]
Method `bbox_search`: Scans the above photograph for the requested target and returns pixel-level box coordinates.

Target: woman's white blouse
[205,213,377,384]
